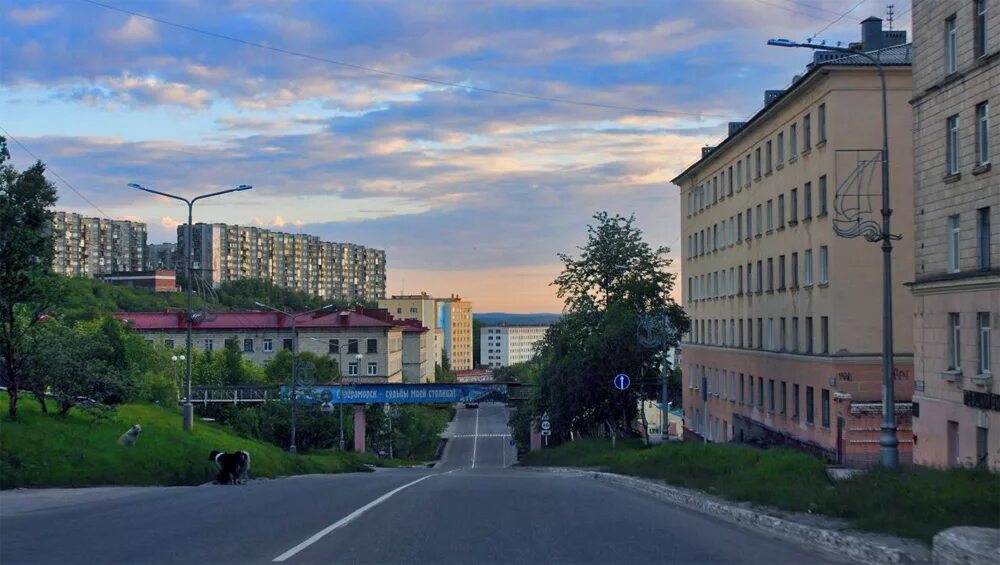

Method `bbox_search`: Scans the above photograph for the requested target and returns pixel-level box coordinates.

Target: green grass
[521,439,1000,542]
[1,395,373,489]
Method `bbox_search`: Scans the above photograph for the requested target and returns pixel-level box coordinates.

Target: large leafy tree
[530,212,688,442]
[0,137,58,419]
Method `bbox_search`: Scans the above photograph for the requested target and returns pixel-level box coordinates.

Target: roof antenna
[886,4,895,30]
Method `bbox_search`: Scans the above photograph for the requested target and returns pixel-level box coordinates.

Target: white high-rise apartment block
[178,222,386,303]
[51,211,147,277]
[481,325,549,368]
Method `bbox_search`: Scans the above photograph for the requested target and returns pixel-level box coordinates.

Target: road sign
[541,420,551,431]
[541,430,551,436]
[320,402,334,415]
[541,411,550,421]
[614,374,631,391]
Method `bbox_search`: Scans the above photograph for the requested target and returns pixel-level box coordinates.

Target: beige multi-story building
[179,223,386,303]
[437,295,473,371]
[481,324,549,368]
[379,293,443,367]
[115,309,418,383]
[910,0,998,469]
[672,18,917,466]
[50,212,147,277]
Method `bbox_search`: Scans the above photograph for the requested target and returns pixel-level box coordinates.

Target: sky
[1,0,911,313]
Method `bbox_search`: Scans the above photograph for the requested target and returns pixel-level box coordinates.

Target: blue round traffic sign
[614,374,631,391]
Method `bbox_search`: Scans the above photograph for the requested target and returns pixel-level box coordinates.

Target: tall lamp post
[128,183,252,431]
[337,344,363,451]
[766,39,898,468]
[255,302,334,454]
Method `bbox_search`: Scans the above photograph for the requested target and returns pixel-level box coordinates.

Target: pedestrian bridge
[188,382,531,406]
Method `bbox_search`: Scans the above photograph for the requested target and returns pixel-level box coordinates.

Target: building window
[804,249,813,286]
[819,246,829,284]
[803,182,812,219]
[348,339,359,354]
[757,377,764,408]
[803,114,811,150]
[164,339,174,349]
[737,160,743,188]
[746,155,752,185]
[947,115,961,174]
[767,258,774,291]
[946,14,958,74]
[791,252,799,287]
[790,188,798,223]
[204,339,214,352]
[739,373,745,403]
[949,313,962,371]
[821,389,831,428]
[263,339,273,353]
[243,338,254,353]
[766,199,774,231]
[739,319,744,347]
[821,316,829,354]
[367,338,378,354]
[748,374,754,405]
[756,318,763,350]
[778,255,786,290]
[728,166,734,195]
[806,317,814,354]
[748,317,754,348]
[328,339,339,354]
[777,132,784,165]
[367,362,378,376]
[806,386,815,424]
[738,265,744,294]
[283,338,293,351]
[792,317,799,352]
[410,307,418,313]
[976,102,990,165]
[780,317,787,351]
[768,379,775,412]
[756,260,763,292]
[713,176,719,204]
[778,195,785,228]
[817,103,826,143]
[747,262,753,293]
[790,123,798,157]
[818,175,828,216]
[780,381,787,416]
[793,383,800,420]
[948,214,961,273]
[979,313,992,375]
[975,0,989,58]
[729,218,735,245]
[979,207,992,270]
[766,140,773,173]
[348,361,359,376]
[755,147,762,178]
[767,318,774,350]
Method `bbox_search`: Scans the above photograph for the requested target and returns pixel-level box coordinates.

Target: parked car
[464,402,479,409]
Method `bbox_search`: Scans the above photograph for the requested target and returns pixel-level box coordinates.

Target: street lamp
[255,302,334,454]
[129,183,252,431]
[170,354,185,402]
[340,350,364,451]
[766,39,899,468]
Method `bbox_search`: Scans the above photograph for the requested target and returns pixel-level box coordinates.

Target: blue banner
[278,383,509,405]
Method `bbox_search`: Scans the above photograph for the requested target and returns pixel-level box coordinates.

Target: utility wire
[749,0,842,19]
[0,124,111,219]
[810,0,868,41]
[80,0,725,119]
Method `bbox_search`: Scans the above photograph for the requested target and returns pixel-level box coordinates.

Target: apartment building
[379,293,443,367]
[436,295,473,371]
[910,0,998,469]
[50,212,147,277]
[146,242,178,270]
[481,325,549,368]
[672,18,917,466]
[115,309,417,383]
[178,223,386,303]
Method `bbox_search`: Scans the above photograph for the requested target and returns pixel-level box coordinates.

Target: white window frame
[263,338,273,352]
[204,339,213,352]
[946,15,958,74]
[948,214,961,273]
[974,0,988,58]
[367,362,378,376]
[979,313,992,375]
[947,114,961,174]
[767,318,774,350]
[349,361,359,376]
[819,245,829,284]
[976,102,990,166]
[949,313,962,371]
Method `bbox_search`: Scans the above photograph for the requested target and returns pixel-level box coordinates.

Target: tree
[0,137,58,419]
[472,317,482,367]
[527,212,688,442]
[264,349,339,386]
[434,351,457,383]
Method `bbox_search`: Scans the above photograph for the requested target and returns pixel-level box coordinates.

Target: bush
[136,371,178,407]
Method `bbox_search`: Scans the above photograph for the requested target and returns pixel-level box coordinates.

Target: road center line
[272,474,433,562]
[471,407,480,469]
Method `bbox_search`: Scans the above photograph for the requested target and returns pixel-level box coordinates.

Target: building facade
[115,310,418,383]
[100,270,178,293]
[910,0,998,469]
[436,295,473,371]
[146,242,178,270]
[481,325,549,368]
[673,18,917,466]
[178,223,386,303]
[379,293,443,367]
[50,212,147,277]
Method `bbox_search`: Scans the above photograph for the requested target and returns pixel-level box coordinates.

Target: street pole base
[339,440,345,451]
[182,403,194,431]
[289,445,298,455]
[880,427,899,468]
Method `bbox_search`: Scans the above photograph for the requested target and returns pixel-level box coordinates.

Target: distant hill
[474,313,561,326]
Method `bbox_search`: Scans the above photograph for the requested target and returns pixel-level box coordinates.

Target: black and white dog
[209,450,251,485]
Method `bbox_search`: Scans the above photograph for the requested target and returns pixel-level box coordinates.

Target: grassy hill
[0,396,373,489]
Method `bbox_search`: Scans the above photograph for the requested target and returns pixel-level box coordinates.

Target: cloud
[104,15,158,45]
[160,216,182,229]
[9,7,55,25]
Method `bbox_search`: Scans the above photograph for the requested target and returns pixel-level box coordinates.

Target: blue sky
[1,0,910,312]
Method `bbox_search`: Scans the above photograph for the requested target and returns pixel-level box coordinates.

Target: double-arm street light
[128,183,253,431]
[255,302,333,454]
[306,335,363,451]
[766,39,898,468]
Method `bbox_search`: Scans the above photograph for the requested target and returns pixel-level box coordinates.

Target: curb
[530,466,929,565]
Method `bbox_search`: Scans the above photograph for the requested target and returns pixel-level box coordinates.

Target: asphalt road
[0,403,843,565]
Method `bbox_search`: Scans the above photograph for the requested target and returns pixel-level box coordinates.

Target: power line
[81,0,726,119]
[810,0,868,41]
[749,0,843,19]
[0,125,111,219]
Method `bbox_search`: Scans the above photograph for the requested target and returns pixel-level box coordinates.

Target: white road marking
[471,407,480,469]
[450,434,510,438]
[272,474,433,562]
